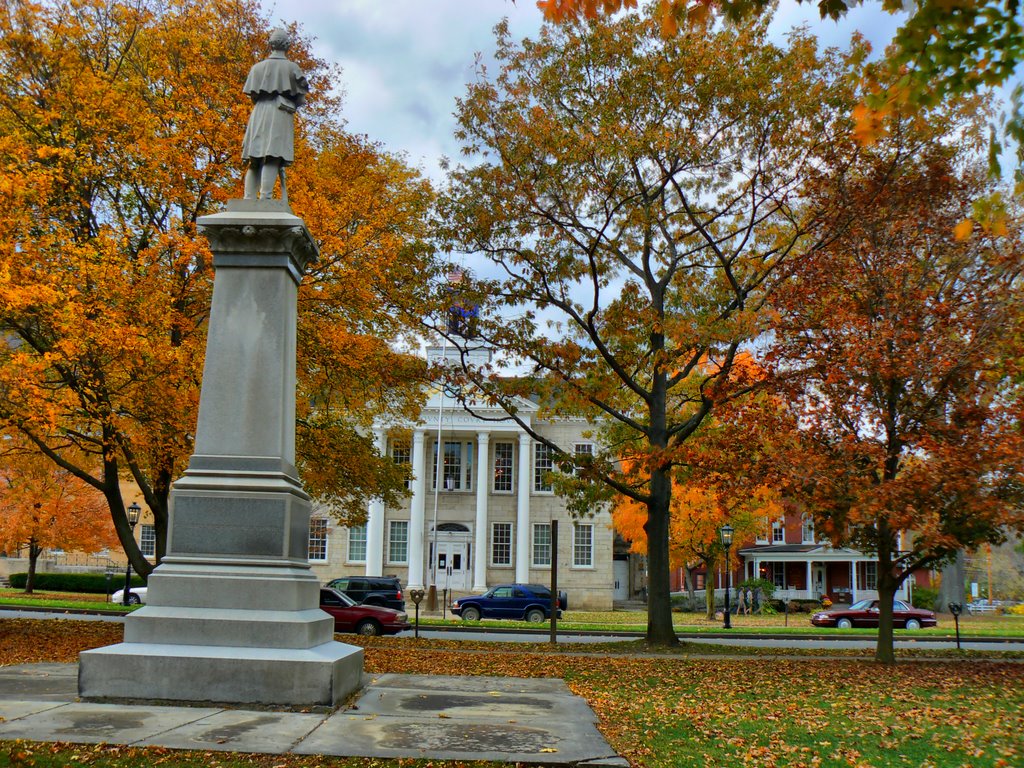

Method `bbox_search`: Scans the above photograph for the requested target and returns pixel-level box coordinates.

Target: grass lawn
[1,618,1023,767]
[5,589,1024,638]
[427,608,1024,637]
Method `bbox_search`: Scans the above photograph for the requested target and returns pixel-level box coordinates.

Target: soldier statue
[241,29,309,201]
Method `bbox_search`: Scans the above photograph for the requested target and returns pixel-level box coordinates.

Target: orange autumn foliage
[0,0,433,572]
[768,111,1024,662]
[0,444,117,591]
[612,464,779,571]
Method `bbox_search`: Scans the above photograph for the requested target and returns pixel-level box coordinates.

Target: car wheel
[836,618,852,629]
[905,619,921,630]
[356,619,381,636]
[525,608,545,623]
[127,594,142,605]
[461,606,481,622]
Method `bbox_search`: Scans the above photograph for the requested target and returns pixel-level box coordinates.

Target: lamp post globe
[123,503,142,606]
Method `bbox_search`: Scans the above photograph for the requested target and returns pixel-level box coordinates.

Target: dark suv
[326,576,405,611]
[451,583,566,622]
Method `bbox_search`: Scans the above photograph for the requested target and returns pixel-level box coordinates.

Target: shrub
[671,594,702,612]
[783,599,822,614]
[737,577,776,600]
[911,586,939,610]
[7,572,145,593]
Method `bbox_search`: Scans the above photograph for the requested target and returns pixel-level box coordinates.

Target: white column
[473,431,490,591]
[850,561,857,604]
[365,429,387,576]
[515,433,532,583]
[407,429,426,589]
[806,560,813,600]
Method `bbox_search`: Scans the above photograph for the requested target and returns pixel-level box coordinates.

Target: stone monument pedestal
[79,200,363,707]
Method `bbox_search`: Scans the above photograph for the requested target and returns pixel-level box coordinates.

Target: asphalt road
[4,609,1022,653]
[401,626,1024,652]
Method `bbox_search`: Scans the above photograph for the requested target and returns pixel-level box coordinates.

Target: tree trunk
[705,555,717,619]
[103,478,153,578]
[644,466,678,646]
[937,551,966,612]
[25,538,41,595]
[685,565,696,603]
[875,521,898,664]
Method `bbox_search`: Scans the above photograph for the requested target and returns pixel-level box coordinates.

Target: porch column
[515,433,531,582]
[407,429,426,589]
[806,560,813,600]
[850,560,858,604]
[365,429,387,577]
[474,431,490,591]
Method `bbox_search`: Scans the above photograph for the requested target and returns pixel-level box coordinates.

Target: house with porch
[736,511,922,605]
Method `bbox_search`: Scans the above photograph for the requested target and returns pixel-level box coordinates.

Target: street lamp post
[122,502,142,606]
[720,524,734,630]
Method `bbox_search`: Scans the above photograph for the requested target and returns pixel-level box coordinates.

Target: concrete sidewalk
[0,663,626,766]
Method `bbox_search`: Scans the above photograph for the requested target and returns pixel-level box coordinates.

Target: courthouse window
[308,518,328,562]
[347,524,367,563]
[534,443,553,492]
[432,440,473,491]
[532,523,552,567]
[388,520,409,564]
[493,442,514,492]
[573,523,593,567]
[491,522,512,566]
[140,524,156,558]
[573,442,594,476]
[392,442,411,488]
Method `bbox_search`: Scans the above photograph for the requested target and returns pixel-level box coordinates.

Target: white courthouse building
[307,342,617,610]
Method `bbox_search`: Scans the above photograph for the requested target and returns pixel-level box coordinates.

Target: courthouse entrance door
[431,524,471,593]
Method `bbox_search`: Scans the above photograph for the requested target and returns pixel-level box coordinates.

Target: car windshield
[848,599,874,611]
[325,589,357,607]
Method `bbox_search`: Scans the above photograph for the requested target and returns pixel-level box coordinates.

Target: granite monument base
[78,200,363,707]
[79,642,363,707]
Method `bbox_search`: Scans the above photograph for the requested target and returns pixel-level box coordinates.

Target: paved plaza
[0,663,626,766]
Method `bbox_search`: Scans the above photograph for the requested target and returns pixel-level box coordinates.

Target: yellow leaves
[953,218,974,241]
[851,102,888,146]
[536,0,638,23]
[537,0,703,36]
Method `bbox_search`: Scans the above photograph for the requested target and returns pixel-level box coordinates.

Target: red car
[319,587,410,636]
[811,598,937,630]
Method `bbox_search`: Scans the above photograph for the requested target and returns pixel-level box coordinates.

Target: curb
[2,605,1021,645]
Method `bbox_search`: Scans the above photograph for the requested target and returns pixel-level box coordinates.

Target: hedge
[911,586,939,610]
[7,572,145,593]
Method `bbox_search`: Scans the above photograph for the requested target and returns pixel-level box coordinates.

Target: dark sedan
[319,587,410,636]
[451,583,566,623]
[811,598,937,630]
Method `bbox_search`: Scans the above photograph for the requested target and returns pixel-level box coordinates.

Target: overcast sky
[264,0,905,181]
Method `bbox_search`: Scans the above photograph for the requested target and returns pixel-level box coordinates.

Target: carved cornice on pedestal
[197,199,319,284]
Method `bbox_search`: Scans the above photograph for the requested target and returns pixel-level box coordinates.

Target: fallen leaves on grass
[359,645,1024,768]
[3,619,1023,767]
[0,619,122,665]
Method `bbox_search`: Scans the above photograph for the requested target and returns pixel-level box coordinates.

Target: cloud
[277,0,906,181]
[280,0,544,179]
